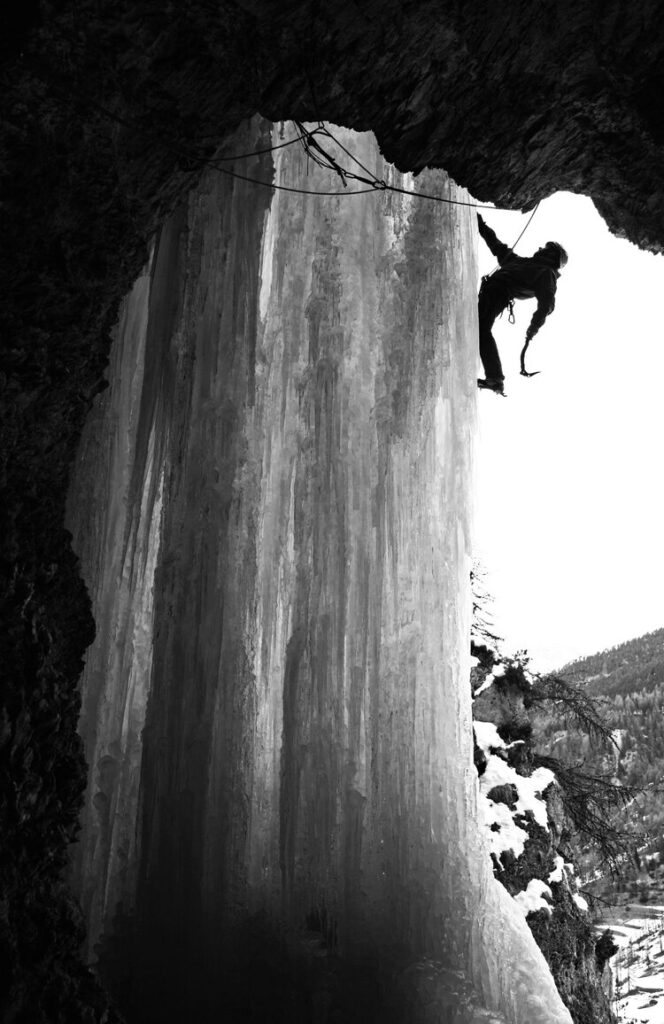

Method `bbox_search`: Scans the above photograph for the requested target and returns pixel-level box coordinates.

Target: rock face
[471,650,617,1024]
[2,4,662,1020]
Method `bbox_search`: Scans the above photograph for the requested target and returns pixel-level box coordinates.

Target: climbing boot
[477,377,506,396]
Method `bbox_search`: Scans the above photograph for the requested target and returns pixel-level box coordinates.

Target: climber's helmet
[540,241,568,269]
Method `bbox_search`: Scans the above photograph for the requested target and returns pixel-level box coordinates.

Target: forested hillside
[561,629,664,700]
[533,629,664,872]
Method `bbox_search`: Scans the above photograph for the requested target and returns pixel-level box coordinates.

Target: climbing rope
[508,202,541,251]
[285,121,506,209]
[485,201,542,278]
[208,119,524,211]
[28,60,537,217]
[29,62,314,169]
[32,20,543,221]
[211,165,377,197]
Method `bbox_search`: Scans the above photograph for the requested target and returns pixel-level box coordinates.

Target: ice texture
[67,121,572,1023]
[67,253,164,949]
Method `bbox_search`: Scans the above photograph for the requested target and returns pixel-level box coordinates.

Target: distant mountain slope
[533,629,664,870]
[559,628,664,699]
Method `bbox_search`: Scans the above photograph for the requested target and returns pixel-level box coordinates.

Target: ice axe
[519,337,540,377]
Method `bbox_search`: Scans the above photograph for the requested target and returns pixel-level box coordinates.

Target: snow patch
[548,855,575,886]
[481,756,554,830]
[548,855,566,884]
[514,879,553,917]
[601,903,664,1022]
[474,720,506,755]
[479,796,530,861]
[478,753,555,864]
[473,720,526,758]
[473,673,495,697]
[611,728,626,752]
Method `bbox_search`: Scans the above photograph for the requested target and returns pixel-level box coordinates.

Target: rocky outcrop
[472,648,617,1024]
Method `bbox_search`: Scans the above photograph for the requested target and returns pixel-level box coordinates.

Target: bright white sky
[474,191,664,673]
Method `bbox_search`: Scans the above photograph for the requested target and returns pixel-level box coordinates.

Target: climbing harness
[479,277,515,325]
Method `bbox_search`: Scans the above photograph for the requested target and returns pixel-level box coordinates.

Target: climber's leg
[478,280,510,382]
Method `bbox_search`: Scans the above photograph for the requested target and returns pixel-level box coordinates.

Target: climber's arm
[477,214,512,265]
[520,273,557,376]
[525,273,557,343]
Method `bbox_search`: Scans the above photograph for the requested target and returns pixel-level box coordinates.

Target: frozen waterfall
[66,120,572,1024]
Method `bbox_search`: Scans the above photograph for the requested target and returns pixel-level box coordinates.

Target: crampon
[477,378,506,396]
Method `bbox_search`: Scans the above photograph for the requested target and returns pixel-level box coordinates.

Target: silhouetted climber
[476,214,568,395]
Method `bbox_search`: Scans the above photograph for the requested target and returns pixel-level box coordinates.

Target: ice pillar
[67,121,572,1024]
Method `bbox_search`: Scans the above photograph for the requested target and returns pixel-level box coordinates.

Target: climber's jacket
[478,214,560,343]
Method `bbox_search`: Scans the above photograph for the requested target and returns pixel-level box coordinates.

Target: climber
[476,213,568,395]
